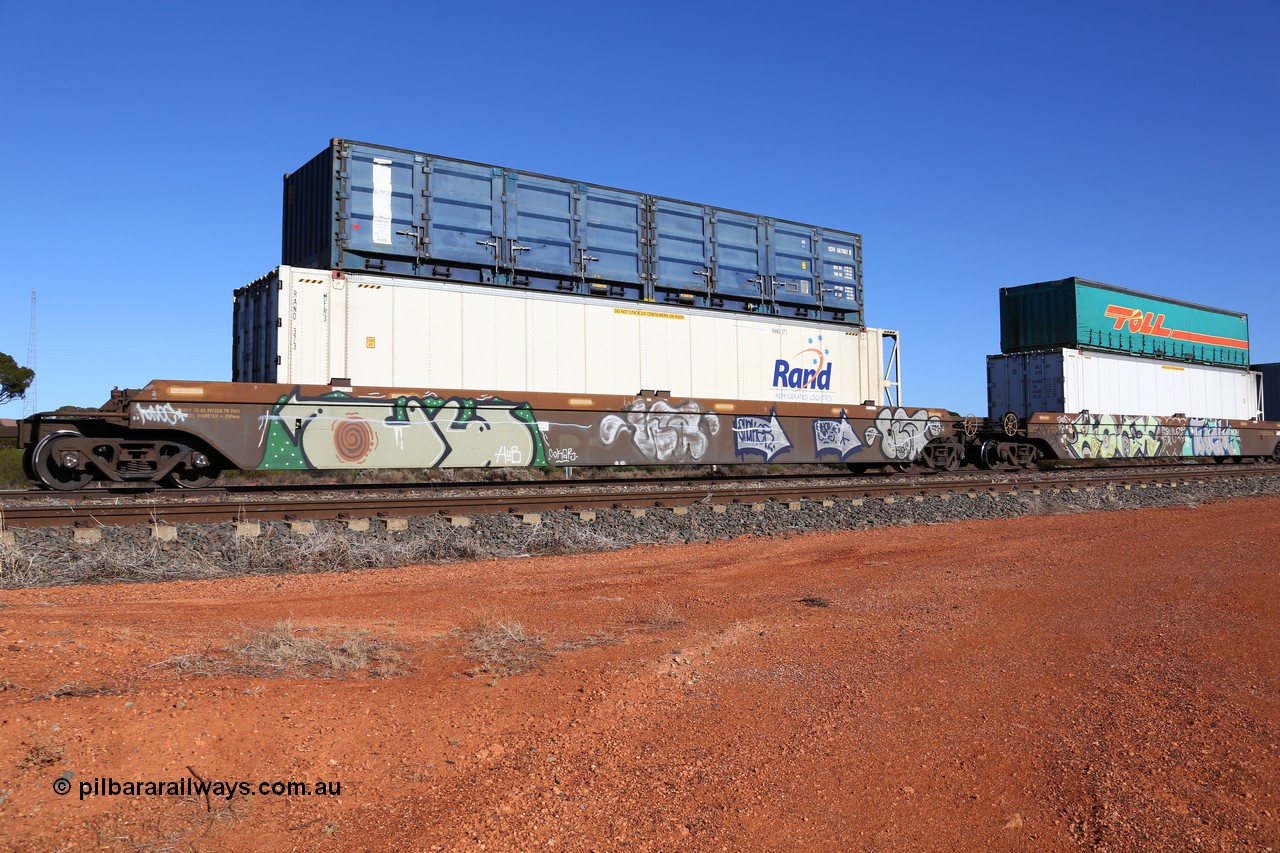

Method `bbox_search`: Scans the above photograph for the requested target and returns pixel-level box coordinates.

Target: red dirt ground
[2,497,1278,851]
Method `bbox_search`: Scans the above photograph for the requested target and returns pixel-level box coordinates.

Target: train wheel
[927,441,963,473]
[162,451,220,489]
[1272,443,1280,465]
[976,440,1001,471]
[30,431,94,491]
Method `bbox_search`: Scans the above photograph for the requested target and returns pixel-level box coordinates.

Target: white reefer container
[988,348,1261,421]
[234,267,898,406]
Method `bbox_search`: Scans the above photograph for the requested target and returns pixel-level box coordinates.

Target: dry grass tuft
[18,737,64,770]
[1,538,41,588]
[457,610,553,678]
[164,619,409,679]
[555,633,621,652]
[633,596,685,630]
[27,682,124,702]
[799,596,831,608]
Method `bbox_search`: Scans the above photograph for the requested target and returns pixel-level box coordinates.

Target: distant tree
[0,352,35,405]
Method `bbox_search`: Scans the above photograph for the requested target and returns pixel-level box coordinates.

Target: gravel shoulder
[1,496,1277,850]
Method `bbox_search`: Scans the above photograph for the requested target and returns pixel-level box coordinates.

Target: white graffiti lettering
[494,445,524,465]
[546,447,579,464]
[136,403,189,426]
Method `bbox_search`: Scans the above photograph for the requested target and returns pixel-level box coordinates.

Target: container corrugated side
[988,348,1260,421]
[232,270,282,384]
[999,277,1250,368]
[249,267,886,406]
[283,139,863,325]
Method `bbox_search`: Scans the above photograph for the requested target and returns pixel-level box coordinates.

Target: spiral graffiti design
[333,415,376,464]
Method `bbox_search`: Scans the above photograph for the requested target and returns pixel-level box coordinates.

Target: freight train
[15,140,1280,490]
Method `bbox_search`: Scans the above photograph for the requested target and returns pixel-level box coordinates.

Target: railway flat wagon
[283,139,864,324]
[19,379,967,490]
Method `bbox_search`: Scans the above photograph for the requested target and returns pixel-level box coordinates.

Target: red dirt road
[2,498,1278,851]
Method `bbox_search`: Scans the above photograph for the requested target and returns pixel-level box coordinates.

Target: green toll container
[999,277,1250,368]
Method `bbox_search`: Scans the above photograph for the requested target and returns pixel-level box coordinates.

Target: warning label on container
[372,159,393,246]
[613,308,686,321]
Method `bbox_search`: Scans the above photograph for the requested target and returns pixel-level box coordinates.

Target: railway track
[3,464,1276,531]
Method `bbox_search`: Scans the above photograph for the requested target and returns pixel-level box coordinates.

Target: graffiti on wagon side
[599,399,721,463]
[863,408,942,462]
[733,409,793,463]
[1054,412,1241,459]
[258,389,545,470]
[813,410,864,460]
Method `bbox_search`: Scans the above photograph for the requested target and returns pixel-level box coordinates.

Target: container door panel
[580,186,645,285]
[652,200,712,294]
[341,144,424,264]
[768,222,818,306]
[712,213,766,300]
[426,159,503,268]
[816,231,862,318]
[505,172,576,276]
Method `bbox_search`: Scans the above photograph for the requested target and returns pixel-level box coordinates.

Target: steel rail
[2,465,1276,530]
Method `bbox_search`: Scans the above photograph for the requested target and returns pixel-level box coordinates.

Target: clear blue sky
[2,0,1276,419]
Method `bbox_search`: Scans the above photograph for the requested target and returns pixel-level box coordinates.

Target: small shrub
[165,619,408,679]
[18,737,64,770]
[457,611,553,677]
[0,447,25,489]
[634,596,685,629]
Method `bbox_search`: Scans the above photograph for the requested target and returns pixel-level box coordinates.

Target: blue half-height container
[999,277,1250,368]
[282,139,863,324]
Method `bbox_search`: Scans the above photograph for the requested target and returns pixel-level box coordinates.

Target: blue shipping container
[1256,362,1280,421]
[283,139,863,324]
